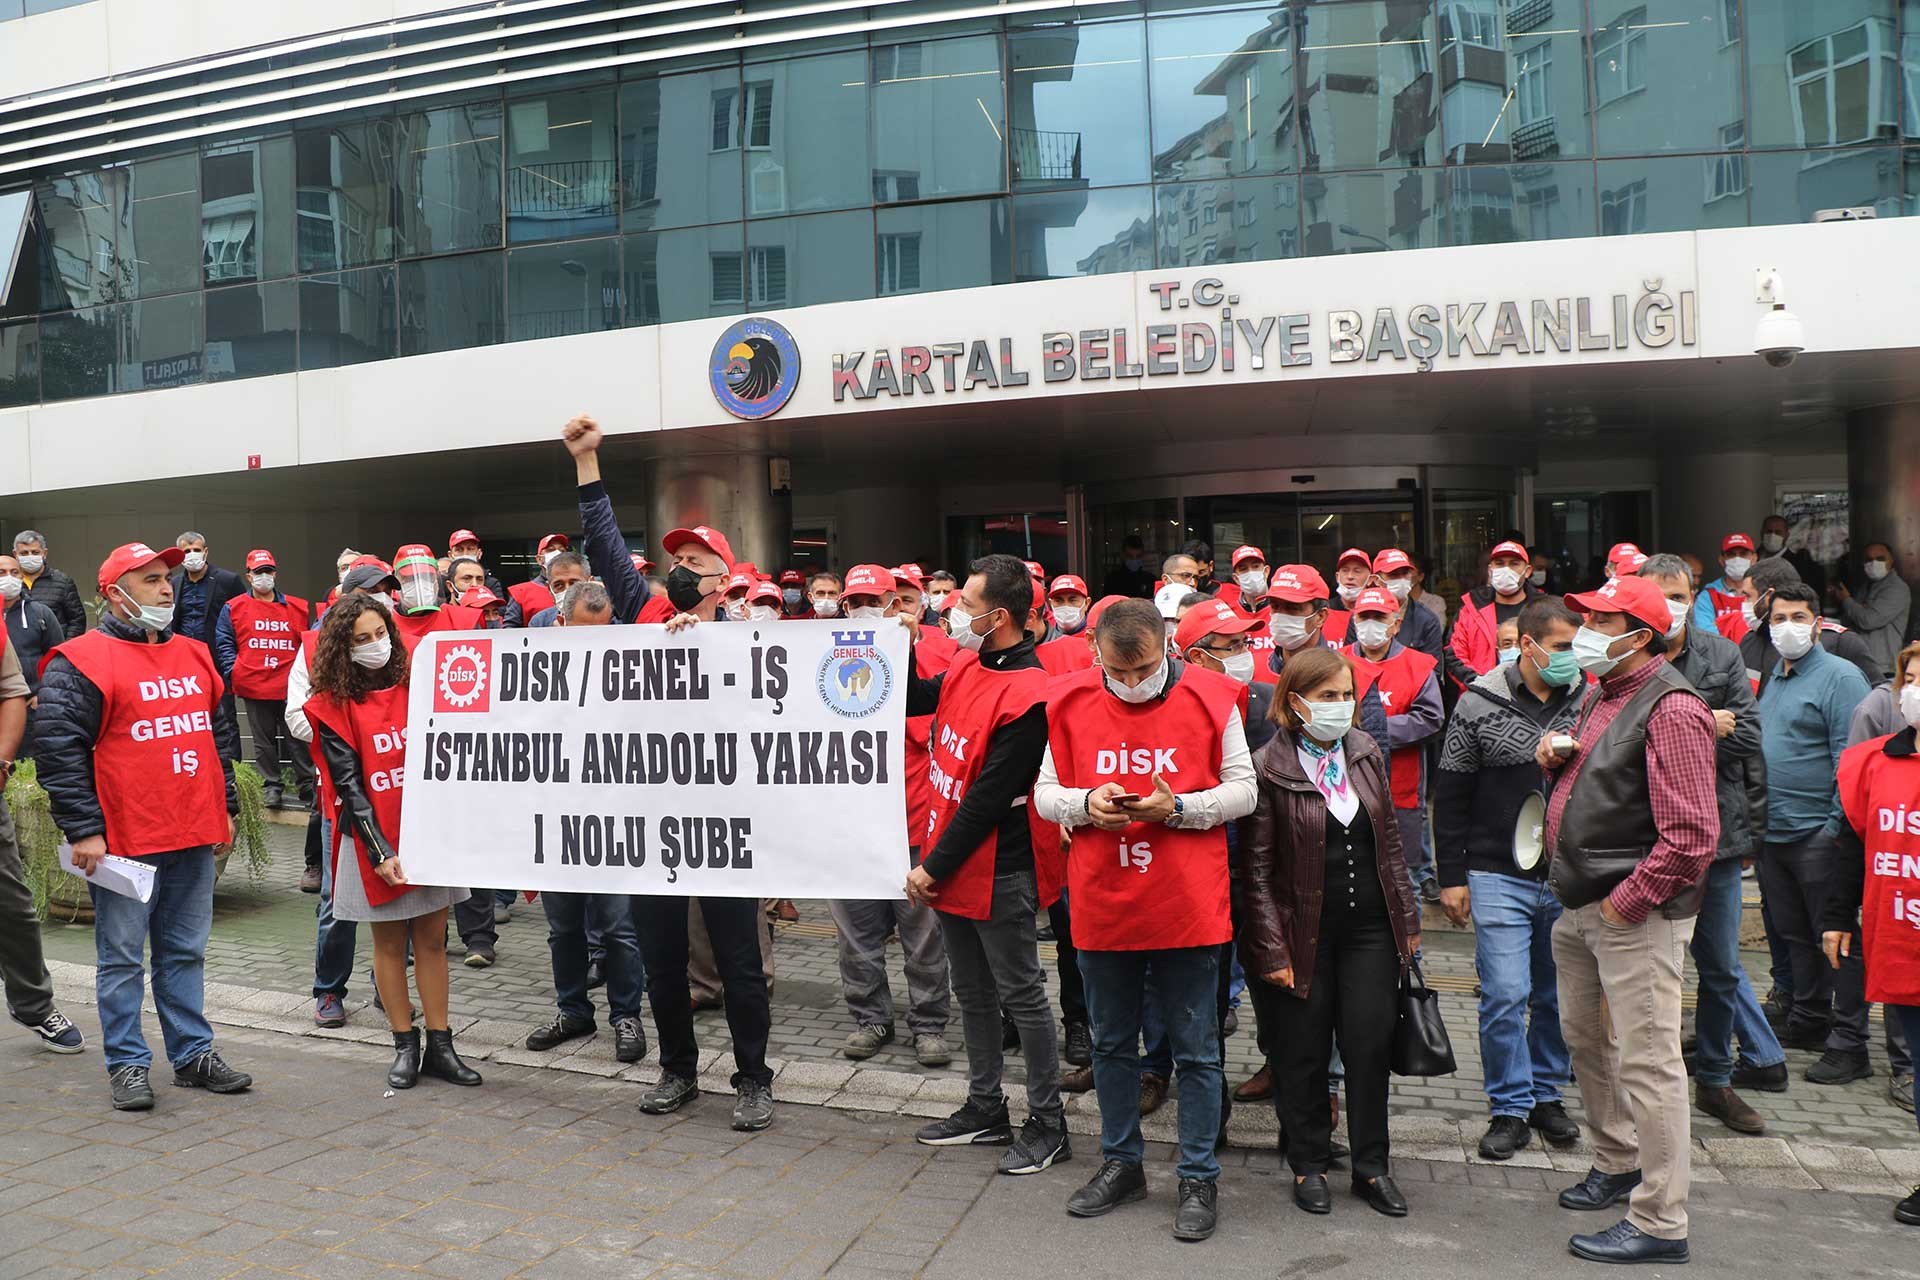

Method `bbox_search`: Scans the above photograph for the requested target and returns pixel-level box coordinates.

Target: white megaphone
[1512,791,1547,873]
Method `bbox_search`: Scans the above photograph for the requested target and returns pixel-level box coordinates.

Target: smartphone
[1112,792,1144,805]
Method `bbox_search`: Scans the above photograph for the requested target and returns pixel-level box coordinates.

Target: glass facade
[5,0,1920,404]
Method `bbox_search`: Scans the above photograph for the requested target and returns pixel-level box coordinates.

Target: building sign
[709,315,801,420]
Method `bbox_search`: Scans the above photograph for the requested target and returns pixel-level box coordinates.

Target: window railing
[507,159,618,219]
[1010,128,1083,183]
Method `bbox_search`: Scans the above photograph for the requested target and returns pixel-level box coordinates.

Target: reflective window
[621,70,745,232]
[397,252,504,356]
[294,117,397,273]
[508,238,622,341]
[38,308,116,401]
[872,36,1007,201]
[118,153,202,299]
[1748,1,1900,148]
[1301,168,1443,253]
[1595,155,1748,233]
[204,280,298,381]
[201,135,296,286]
[36,170,122,309]
[1010,20,1151,190]
[1014,185,1154,279]
[874,200,1011,295]
[746,211,875,307]
[394,100,503,257]
[1148,7,1298,180]
[299,266,397,369]
[1749,145,1903,222]
[1154,177,1301,264]
[623,224,745,325]
[742,51,870,216]
[1444,3,1589,162]
[1447,162,1598,243]
[0,320,36,409]
[1,212,41,319]
[507,87,616,243]
[1301,3,1441,170]
[1591,2,1744,154]
[120,293,204,393]
[1906,1,1920,139]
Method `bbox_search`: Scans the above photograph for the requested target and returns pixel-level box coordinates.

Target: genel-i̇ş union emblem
[710,316,800,420]
[816,630,892,720]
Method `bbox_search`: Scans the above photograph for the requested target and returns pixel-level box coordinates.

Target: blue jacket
[3,594,62,696]
[1757,641,1869,840]
[1690,575,1739,637]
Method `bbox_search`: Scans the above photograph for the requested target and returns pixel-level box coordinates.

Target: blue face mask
[1528,640,1583,688]
[1497,645,1521,666]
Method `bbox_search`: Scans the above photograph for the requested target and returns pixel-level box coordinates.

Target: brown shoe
[1139,1072,1170,1117]
[1233,1065,1274,1102]
[1060,1065,1096,1093]
[773,899,799,922]
[1697,1083,1766,1135]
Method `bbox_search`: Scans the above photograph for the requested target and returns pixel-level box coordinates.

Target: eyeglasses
[1165,571,1198,584]
[1198,638,1251,657]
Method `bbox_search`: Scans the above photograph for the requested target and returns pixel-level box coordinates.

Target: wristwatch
[1167,795,1186,828]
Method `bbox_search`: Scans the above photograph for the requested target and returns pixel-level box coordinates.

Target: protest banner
[395,620,910,898]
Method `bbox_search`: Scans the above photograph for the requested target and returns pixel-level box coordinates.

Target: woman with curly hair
[303,594,480,1090]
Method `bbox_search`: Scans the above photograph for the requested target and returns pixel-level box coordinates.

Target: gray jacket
[1847,682,1901,747]
[1673,628,1764,862]
[1841,571,1911,678]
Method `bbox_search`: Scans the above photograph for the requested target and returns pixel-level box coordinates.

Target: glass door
[1185,489,1420,575]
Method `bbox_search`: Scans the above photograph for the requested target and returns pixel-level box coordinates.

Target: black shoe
[172,1049,252,1094]
[1897,1186,1920,1226]
[1559,1167,1642,1211]
[1762,989,1792,1029]
[1419,879,1442,905]
[1036,923,1056,942]
[462,945,495,969]
[1568,1219,1689,1264]
[638,1074,700,1115]
[1731,1061,1790,1093]
[998,1114,1071,1175]
[109,1064,154,1112]
[388,1029,421,1089]
[1779,1020,1830,1051]
[916,1099,1014,1147]
[1002,1012,1021,1051]
[1351,1174,1408,1217]
[585,958,606,990]
[263,785,283,810]
[525,1012,596,1052]
[1063,1020,1093,1067]
[1223,1007,1239,1036]
[732,1081,775,1132]
[14,1008,84,1054]
[1293,1173,1331,1215]
[1529,1100,1583,1147]
[1805,1048,1872,1086]
[421,1030,482,1086]
[612,1015,647,1064]
[1479,1115,1532,1160]
[1066,1159,1148,1218]
[1174,1178,1219,1241]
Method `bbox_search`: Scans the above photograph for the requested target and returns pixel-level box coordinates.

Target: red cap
[748,580,782,606]
[1489,540,1530,563]
[1230,544,1265,569]
[1615,549,1649,574]
[1721,532,1755,554]
[1087,594,1127,628]
[1351,586,1400,616]
[448,529,479,550]
[1606,541,1641,564]
[1173,597,1258,652]
[1031,578,1048,613]
[459,586,503,610]
[244,549,276,572]
[724,571,754,597]
[1372,548,1413,575]
[629,552,654,575]
[538,533,570,554]
[1048,574,1088,599]
[1566,576,1672,633]
[1336,547,1371,570]
[843,564,897,598]
[350,554,390,571]
[1266,564,1329,604]
[779,569,803,586]
[662,525,736,572]
[1024,560,1046,582]
[394,543,436,569]
[97,541,184,591]
[892,564,926,589]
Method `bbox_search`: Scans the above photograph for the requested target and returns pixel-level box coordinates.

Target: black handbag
[1390,959,1456,1077]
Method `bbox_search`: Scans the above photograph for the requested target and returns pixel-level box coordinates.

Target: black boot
[388,1029,421,1089]
[421,1029,482,1086]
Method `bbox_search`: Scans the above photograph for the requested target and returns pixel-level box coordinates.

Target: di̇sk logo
[817,630,893,720]
[710,316,801,420]
[434,640,492,713]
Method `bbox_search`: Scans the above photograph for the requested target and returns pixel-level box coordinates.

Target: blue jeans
[312,816,359,999]
[91,847,216,1072]
[1080,946,1222,1181]
[544,892,645,1022]
[1399,805,1435,895]
[1139,968,1173,1077]
[1691,858,1785,1087]
[1895,1006,1920,1132]
[1468,871,1570,1117]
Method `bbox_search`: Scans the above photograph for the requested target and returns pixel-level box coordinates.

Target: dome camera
[1753,269,1803,368]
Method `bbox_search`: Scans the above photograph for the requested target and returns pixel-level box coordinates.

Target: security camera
[1753,269,1803,368]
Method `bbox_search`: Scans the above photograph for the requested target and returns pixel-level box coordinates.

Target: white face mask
[847,604,886,620]
[542,548,563,568]
[749,604,780,622]
[1739,599,1760,629]
[1335,582,1362,605]
[1104,659,1168,705]
[1761,532,1786,553]
[1865,561,1891,582]
[1772,619,1816,661]
[1220,650,1256,686]
[351,636,392,668]
[0,576,20,601]
[251,573,276,593]
[1353,617,1392,650]
[1385,576,1412,601]
[1529,569,1548,588]
[1572,624,1644,677]
[181,551,207,572]
[1723,556,1753,581]
[926,590,950,611]
[1900,684,1920,730]
[1489,567,1523,595]
[1235,568,1268,597]
[1052,604,1084,632]
[812,597,840,618]
[112,587,175,633]
[398,578,439,613]
[947,605,995,653]
[15,554,44,575]
[1293,695,1355,743]
[1270,612,1316,652]
[1664,608,1687,641]
[725,598,748,620]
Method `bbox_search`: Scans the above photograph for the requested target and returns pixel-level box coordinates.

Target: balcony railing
[1512,116,1559,161]
[1508,0,1555,34]
[507,159,617,220]
[1010,128,1083,183]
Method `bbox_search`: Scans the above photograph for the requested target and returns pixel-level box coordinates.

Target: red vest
[1323,608,1353,648]
[1704,585,1745,638]
[303,680,411,909]
[635,594,676,625]
[224,593,311,699]
[924,650,1056,920]
[1837,735,1920,1005]
[50,631,230,857]
[1036,633,1094,678]
[905,628,959,845]
[509,579,555,620]
[1046,666,1238,951]
[1342,644,1437,808]
[391,604,482,653]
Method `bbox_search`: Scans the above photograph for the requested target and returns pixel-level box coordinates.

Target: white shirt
[1035,706,1257,830]
[1296,738,1359,826]
[283,645,313,743]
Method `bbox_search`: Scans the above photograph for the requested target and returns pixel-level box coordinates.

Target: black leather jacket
[315,713,396,866]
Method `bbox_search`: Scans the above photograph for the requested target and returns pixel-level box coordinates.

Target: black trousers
[1267,911,1399,1179]
[453,888,498,950]
[632,896,773,1088]
[1049,897,1087,1027]
[244,697,313,795]
[1761,836,1870,1051]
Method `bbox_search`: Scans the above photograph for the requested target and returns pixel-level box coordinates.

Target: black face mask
[666,565,710,613]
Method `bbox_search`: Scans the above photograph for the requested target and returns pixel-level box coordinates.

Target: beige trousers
[688,900,775,1003]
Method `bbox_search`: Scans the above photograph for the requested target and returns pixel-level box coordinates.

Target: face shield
[394,545,444,614]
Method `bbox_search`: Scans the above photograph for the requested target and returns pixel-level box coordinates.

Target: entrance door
[1190,489,1419,571]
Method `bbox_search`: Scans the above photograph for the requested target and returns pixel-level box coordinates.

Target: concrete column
[1848,403,1920,582]
[1656,448,1775,565]
[645,451,790,573]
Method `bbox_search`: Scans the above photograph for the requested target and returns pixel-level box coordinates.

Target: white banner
[395,621,909,899]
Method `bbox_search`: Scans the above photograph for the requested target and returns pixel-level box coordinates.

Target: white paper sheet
[58,843,155,903]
